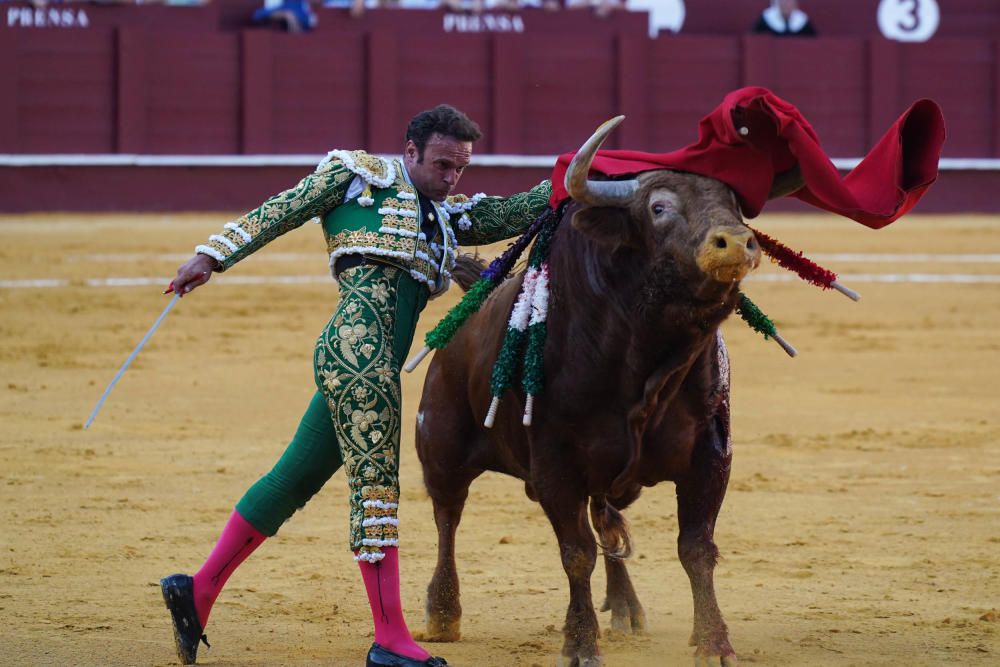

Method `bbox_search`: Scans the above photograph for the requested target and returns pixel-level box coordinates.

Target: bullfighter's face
[404,133,473,202]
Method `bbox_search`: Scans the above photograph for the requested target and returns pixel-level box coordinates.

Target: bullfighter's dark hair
[406,104,482,160]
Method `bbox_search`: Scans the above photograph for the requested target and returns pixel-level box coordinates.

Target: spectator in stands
[752,0,817,37]
[252,0,317,32]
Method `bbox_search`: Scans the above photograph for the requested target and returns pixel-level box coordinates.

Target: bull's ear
[571,206,643,248]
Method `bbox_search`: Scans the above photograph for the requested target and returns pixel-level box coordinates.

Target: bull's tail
[589,496,632,560]
[452,253,487,292]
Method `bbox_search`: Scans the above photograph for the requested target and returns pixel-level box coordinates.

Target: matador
[159,104,552,667]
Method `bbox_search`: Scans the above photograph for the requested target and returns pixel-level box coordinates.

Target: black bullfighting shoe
[160,573,210,665]
[366,643,449,667]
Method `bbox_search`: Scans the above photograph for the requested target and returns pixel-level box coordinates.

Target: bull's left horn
[565,115,639,207]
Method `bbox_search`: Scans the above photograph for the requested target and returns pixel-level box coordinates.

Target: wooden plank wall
[3,28,996,158]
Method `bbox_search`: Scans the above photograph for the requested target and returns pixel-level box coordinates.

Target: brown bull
[415,118,793,666]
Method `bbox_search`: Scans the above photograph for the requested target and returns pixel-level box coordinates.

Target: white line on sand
[65,252,1000,264]
[810,253,1000,263]
[0,278,69,288]
[0,275,331,289]
[67,252,320,263]
[3,273,1000,289]
[750,273,1000,284]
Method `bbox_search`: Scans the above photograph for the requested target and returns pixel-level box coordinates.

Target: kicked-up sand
[0,212,998,666]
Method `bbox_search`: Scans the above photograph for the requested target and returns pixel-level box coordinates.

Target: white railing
[1,154,998,170]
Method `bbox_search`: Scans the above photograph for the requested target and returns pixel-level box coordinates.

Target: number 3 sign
[878,0,940,42]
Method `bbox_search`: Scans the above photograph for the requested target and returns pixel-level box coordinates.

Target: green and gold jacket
[196,149,552,296]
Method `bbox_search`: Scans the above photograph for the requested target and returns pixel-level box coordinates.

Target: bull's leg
[413,359,484,643]
[676,412,736,665]
[600,555,646,634]
[538,486,601,667]
[595,494,645,635]
[415,483,473,643]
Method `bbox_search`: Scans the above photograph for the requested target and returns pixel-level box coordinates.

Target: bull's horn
[768,165,805,199]
[565,115,640,207]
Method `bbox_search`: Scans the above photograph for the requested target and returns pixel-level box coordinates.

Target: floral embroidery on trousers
[315,264,409,562]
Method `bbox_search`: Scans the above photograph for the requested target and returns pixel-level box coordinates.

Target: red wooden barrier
[4,28,997,159]
[14,29,116,153]
[896,40,996,157]
[743,37,869,156]
[1,3,999,212]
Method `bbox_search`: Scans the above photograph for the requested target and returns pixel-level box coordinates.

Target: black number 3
[898,0,922,32]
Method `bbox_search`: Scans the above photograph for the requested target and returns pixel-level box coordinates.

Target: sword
[84,290,181,430]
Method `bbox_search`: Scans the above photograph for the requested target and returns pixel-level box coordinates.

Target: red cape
[549,87,945,228]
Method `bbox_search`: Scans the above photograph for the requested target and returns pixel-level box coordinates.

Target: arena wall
[1,2,998,212]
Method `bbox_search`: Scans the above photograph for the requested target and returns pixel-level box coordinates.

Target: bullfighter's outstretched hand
[169,254,218,296]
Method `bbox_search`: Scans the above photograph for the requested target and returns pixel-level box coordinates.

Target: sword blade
[84,292,181,430]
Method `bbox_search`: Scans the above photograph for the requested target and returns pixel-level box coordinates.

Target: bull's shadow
[413,117,796,667]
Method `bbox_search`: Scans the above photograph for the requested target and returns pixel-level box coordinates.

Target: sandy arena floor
[1,212,998,666]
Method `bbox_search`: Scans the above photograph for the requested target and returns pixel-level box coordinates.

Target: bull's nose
[709,229,759,258]
[698,227,761,282]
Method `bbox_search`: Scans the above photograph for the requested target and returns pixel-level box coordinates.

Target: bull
[414,117,799,665]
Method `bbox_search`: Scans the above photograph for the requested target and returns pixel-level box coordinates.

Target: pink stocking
[357,548,430,661]
[191,510,267,628]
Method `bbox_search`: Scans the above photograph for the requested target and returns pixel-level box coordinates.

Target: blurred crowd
[259,1,637,31]
[12,0,816,40]
[15,0,637,12]
[7,0,674,37]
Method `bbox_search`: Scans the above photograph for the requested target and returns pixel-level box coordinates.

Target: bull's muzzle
[697,227,761,283]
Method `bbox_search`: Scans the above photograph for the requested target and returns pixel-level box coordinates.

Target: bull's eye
[651,203,666,215]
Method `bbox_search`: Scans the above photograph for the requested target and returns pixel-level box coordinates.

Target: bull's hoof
[413,618,461,643]
[693,648,738,666]
[557,654,603,667]
[600,597,646,635]
[609,608,646,635]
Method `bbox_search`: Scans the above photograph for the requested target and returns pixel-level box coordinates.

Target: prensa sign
[443,13,525,33]
[7,7,90,28]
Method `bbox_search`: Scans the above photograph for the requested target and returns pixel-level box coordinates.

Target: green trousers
[235,264,427,562]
